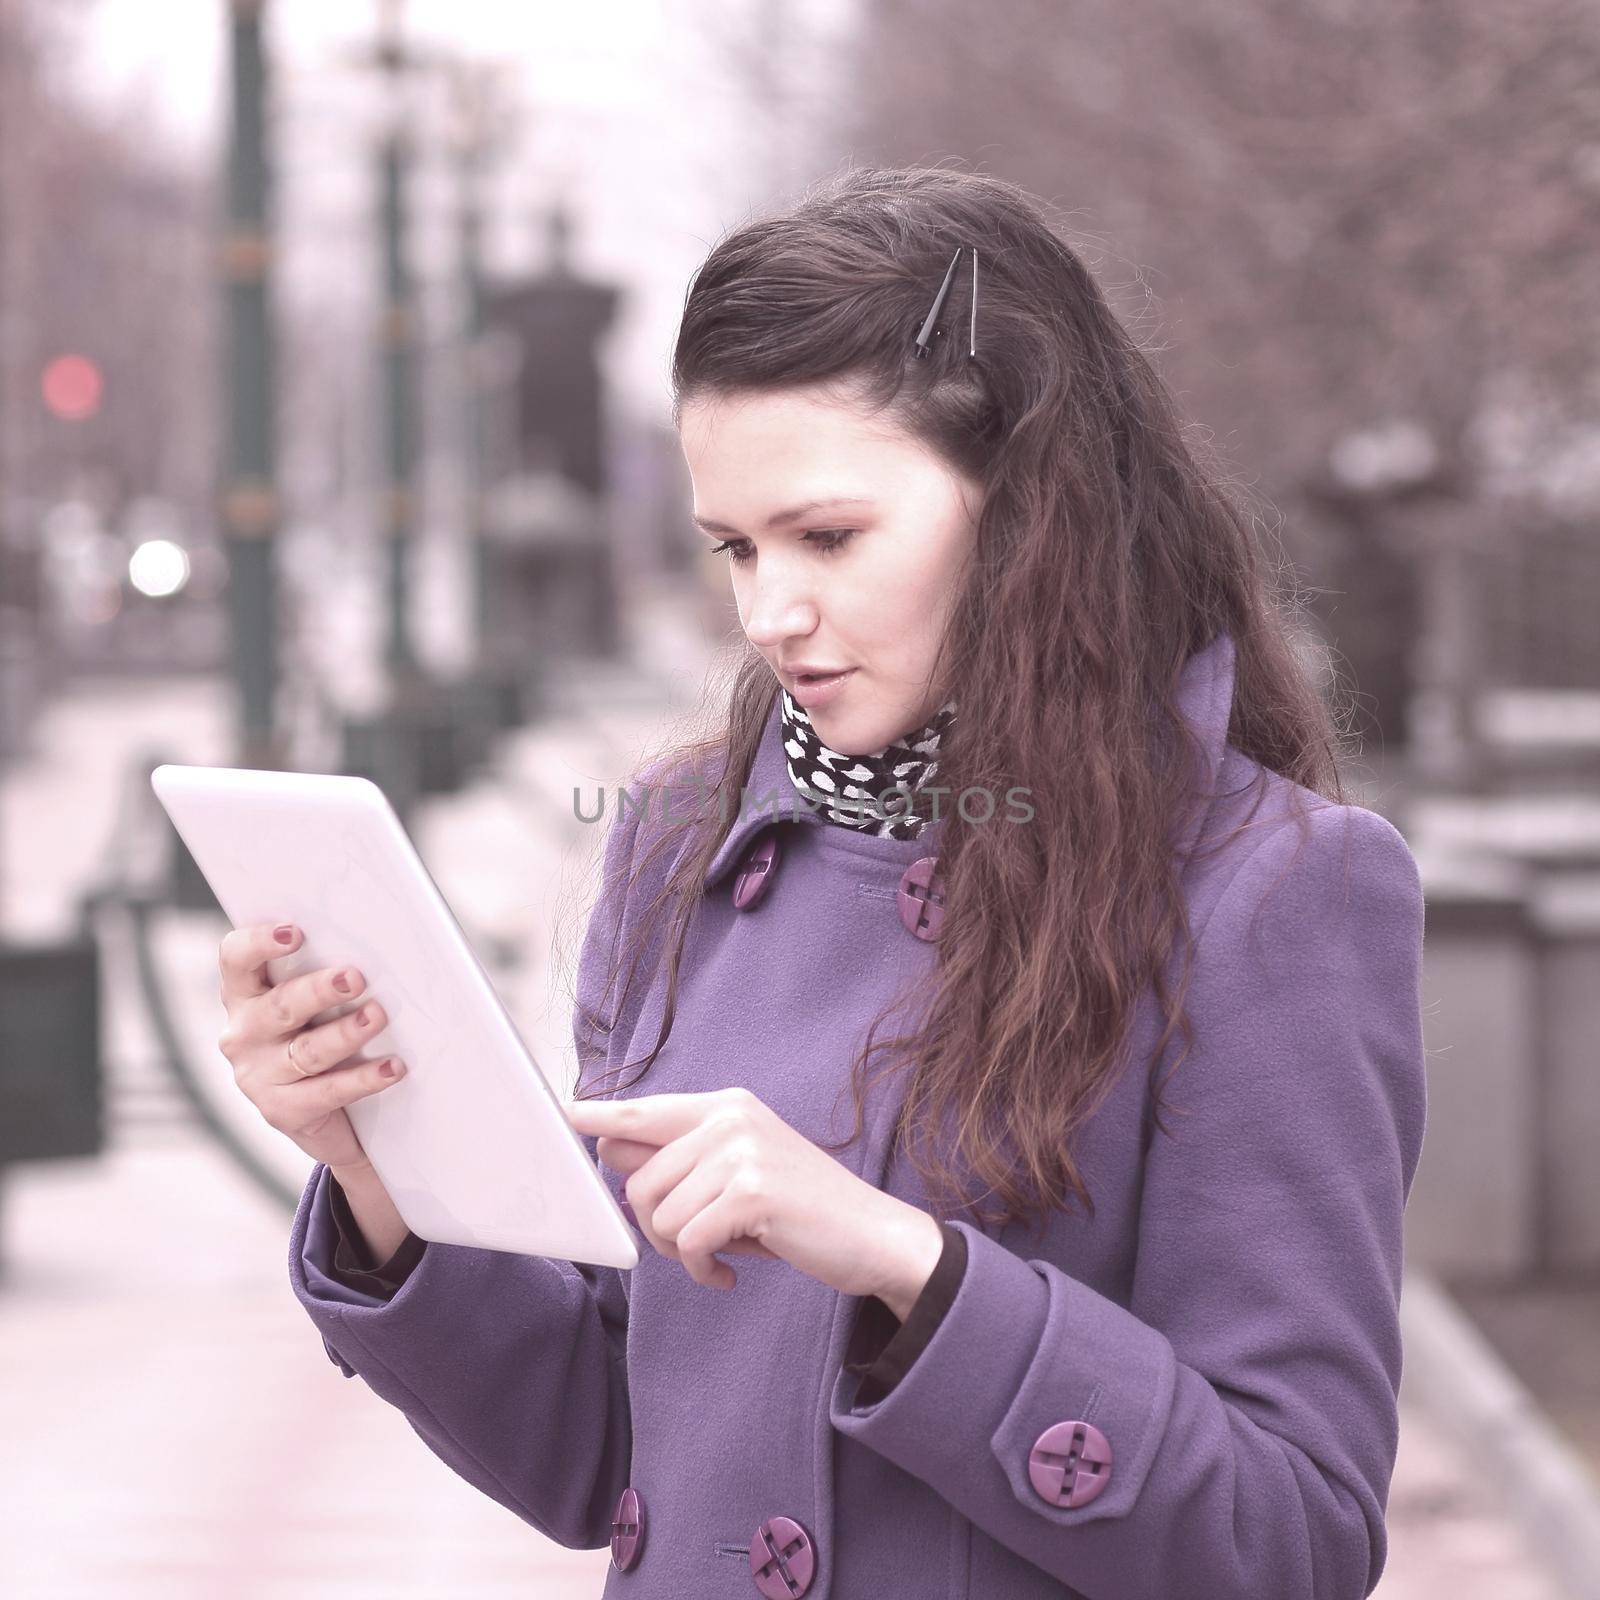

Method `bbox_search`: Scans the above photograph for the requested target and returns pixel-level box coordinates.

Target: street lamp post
[447,60,533,732]
[221,0,284,774]
[375,1,420,689]
[334,0,458,819]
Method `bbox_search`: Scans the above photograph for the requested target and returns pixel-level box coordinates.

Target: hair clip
[913,245,979,359]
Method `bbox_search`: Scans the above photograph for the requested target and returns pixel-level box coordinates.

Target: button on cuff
[1028,1419,1113,1507]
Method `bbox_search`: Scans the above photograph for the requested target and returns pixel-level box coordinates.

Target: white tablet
[150,762,639,1270]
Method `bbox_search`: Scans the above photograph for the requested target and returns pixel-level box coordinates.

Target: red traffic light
[41,354,104,421]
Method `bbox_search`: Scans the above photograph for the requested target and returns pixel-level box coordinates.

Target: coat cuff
[843,1221,969,1408]
[830,1218,1175,1530]
[328,1169,428,1296]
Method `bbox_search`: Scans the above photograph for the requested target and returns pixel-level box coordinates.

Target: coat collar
[1165,628,1239,866]
[701,631,1237,892]
[700,695,921,892]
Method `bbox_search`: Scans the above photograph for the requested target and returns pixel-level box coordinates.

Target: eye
[806,528,858,555]
[707,529,859,565]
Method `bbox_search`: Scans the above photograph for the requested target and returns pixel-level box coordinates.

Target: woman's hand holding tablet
[217,919,414,1259]
[217,919,406,1174]
[152,763,639,1268]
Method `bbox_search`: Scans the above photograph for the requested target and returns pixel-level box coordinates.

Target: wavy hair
[567,164,1351,1240]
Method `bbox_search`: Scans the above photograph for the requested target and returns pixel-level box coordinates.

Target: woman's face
[677,382,981,754]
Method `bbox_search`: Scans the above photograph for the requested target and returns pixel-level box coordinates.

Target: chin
[803,706,857,749]
[808,708,900,756]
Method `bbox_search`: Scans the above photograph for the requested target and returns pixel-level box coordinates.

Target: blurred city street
[0,585,1582,1598]
[0,588,721,1599]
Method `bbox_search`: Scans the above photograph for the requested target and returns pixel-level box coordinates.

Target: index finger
[219,921,301,1004]
[563,1091,723,1140]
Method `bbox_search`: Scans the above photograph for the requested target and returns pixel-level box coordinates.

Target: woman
[221,166,1426,1600]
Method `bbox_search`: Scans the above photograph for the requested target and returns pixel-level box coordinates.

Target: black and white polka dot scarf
[778,687,956,841]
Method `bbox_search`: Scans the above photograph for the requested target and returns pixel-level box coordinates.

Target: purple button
[749,1514,815,1598]
[732,829,783,910]
[1028,1419,1113,1508]
[896,856,945,940]
[610,1485,645,1570]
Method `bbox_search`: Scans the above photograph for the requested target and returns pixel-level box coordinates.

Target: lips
[788,667,853,684]
[786,666,857,708]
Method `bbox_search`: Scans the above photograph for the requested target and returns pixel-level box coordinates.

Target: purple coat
[289,630,1427,1600]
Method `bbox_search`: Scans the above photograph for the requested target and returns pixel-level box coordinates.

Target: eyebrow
[689,496,876,535]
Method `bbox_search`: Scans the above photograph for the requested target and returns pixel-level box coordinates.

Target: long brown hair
[567,164,1352,1238]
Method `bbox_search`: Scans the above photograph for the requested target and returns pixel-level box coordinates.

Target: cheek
[879,557,956,646]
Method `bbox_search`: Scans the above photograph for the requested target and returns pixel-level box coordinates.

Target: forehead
[677,385,914,480]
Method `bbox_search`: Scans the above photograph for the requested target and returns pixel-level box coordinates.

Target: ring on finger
[286,1034,313,1078]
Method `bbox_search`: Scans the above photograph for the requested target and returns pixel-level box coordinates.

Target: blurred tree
[849,0,1596,520]
[816,0,1600,736]
[0,0,215,556]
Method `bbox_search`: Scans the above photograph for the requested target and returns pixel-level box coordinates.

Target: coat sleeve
[844,1223,969,1406]
[325,1167,428,1295]
[828,801,1428,1600]
[285,790,650,1549]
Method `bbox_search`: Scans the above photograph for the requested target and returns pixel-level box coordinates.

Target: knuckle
[725,1165,761,1201]
[715,1092,758,1130]
[313,1077,349,1115]
[731,1133,762,1165]
[265,987,296,1033]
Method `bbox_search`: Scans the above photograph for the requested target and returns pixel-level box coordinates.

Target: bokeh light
[40,353,105,420]
[127,538,190,598]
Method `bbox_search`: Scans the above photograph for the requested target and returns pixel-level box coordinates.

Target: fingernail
[379,1059,404,1078]
[274,924,296,945]
[332,970,352,994]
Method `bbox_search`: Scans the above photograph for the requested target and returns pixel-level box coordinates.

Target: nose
[739,563,819,649]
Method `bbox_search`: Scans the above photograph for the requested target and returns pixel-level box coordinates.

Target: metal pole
[0,2,9,915]
[376,0,419,686]
[457,123,489,653]
[1410,501,1489,794]
[221,0,284,770]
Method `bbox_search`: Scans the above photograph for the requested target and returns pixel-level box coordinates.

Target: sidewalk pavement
[0,585,1581,1598]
